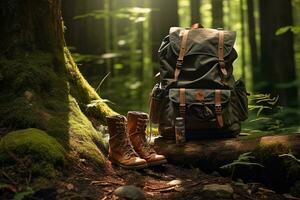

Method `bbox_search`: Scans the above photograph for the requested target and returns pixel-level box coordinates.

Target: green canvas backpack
[149,25,248,139]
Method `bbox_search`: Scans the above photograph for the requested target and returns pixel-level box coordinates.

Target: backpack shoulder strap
[218,30,228,78]
[174,29,190,81]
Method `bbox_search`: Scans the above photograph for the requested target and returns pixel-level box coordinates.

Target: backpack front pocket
[169,88,231,130]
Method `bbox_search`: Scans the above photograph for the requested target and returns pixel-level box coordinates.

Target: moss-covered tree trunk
[0,0,116,167]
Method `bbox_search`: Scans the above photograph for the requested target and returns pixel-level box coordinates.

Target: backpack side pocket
[232,79,248,121]
[149,83,165,124]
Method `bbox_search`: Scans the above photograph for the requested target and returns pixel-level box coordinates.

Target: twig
[145,185,178,192]
[1,171,17,186]
[90,180,123,186]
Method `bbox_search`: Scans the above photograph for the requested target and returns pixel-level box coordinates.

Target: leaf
[275,26,291,35]
[279,153,300,164]
[86,99,115,108]
[101,53,121,59]
[0,183,17,192]
[220,161,264,169]
[13,187,34,200]
[276,26,300,35]
[291,26,300,34]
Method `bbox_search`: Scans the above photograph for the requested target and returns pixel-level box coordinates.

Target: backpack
[149,25,248,139]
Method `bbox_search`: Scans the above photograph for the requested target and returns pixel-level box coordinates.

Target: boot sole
[147,159,167,167]
[109,158,148,169]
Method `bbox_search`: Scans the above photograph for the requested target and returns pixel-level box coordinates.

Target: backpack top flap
[169,88,231,105]
[169,27,236,58]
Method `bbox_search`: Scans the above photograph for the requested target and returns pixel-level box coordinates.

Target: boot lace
[115,121,137,159]
[136,118,155,154]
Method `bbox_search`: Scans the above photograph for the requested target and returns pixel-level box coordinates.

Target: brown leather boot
[106,115,147,169]
[127,111,167,166]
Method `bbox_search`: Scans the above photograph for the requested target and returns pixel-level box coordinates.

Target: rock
[211,171,221,177]
[114,185,145,200]
[167,179,182,186]
[283,193,300,200]
[202,183,234,199]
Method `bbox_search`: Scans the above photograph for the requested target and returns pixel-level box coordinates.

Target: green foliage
[276,26,300,35]
[220,152,264,178]
[74,7,151,23]
[279,153,300,165]
[13,187,34,200]
[248,93,279,117]
[243,93,300,135]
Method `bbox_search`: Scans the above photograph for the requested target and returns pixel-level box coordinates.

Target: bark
[246,0,259,89]
[259,0,298,107]
[62,0,105,54]
[240,0,246,80]
[150,0,179,64]
[0,0,116,166]
[211,0,224,28]
[190,0,201,25]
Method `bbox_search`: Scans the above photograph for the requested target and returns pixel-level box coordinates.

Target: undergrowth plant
[243,93,300,135]
[220,152,264,178]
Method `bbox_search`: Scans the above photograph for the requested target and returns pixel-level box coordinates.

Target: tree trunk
[190,0,201,25]
[246,0,259,90]
[151,0,179,65]
[240,0,246,80]
[259,0,298,107]
[0,0,116,167]
[211,0,224,28]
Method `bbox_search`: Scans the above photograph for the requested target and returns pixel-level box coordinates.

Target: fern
[279,153,300,164]
[220,152,264,178]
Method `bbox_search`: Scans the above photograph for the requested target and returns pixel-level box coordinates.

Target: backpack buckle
[215,104,222,114]
[176,60,183,68]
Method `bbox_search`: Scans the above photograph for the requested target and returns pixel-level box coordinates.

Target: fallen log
[154,134,300,171]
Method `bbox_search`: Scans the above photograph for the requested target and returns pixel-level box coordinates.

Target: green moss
[64,47,117,124]
[67,95,107,166]
[253,143,289,163]
[0,128,66,177]
[0,48,114,168]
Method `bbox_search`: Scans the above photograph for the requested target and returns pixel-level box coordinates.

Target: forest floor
[1,156,299,200]
[54,161,295,200]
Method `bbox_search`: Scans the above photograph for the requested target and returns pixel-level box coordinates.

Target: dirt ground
[0,156,297,200]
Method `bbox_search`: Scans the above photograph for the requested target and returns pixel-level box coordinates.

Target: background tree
[190,0,201,24]
[211,0,223,28]
[151,0,179,64]
[246,0,259,90]
[0,0,115,172]
[259,0,298,107]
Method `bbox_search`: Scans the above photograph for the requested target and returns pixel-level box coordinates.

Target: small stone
[202,183,234,199]
[211,171,221,177]
[66,183,74,190]
[114,185,145,200]
[167,179,182,186]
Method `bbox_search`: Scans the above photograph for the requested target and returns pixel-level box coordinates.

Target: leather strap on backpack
[179,88,186,118]
[218,31,228,78]
[174,30,190,81]
[215,89,224,128]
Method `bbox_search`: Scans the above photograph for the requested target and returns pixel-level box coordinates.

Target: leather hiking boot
[106,115,147,169]
[127,111,167,166]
